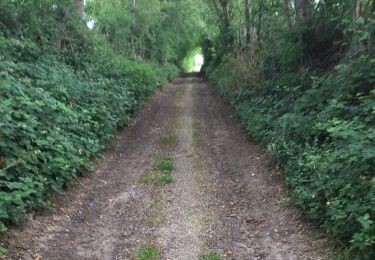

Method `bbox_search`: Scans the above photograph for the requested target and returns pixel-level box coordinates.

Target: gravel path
[2,76,333,260]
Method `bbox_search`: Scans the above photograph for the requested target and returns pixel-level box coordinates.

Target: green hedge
[207,56,375,258]
[0,36,179,231]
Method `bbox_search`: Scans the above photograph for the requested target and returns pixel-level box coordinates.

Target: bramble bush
[0,0,206,234]
[207,54,375,258]
[0,6,179,231]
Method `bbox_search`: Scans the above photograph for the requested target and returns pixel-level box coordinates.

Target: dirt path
[3,77,332,259]
[157,82,205,259]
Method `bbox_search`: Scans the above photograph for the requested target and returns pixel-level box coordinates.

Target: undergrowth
[0,3,179,231]
[207,54,375,258]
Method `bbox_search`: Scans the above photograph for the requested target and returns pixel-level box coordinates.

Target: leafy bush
[0,30,176,231]
[208,55,375,258]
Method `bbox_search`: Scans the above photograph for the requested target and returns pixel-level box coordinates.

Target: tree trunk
[352,0,374,19]
[220,0,231,31]
[295,0,312,23]
[56,0,84,50]
[73,0,85,16]
[371,0,375,56]
[282,0,293,29]
[256,2,263,48]
[219,0,233,48]
[244,0,251,46]
[354,0,361,19]
[209,0,234,49]
[132,0,137,15]
[238,26,242,48]
[131,0,137,59]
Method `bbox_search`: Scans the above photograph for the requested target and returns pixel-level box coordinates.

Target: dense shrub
[208,55,375,258]
[0,31,178,231]
[0,0,194,233]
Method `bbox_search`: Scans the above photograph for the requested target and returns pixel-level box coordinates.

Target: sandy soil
[2,76,333,260]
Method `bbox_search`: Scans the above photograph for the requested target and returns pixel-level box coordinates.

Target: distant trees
[88,0,205,66]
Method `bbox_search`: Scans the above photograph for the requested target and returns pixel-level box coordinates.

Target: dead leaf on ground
[224,249,234,256]
[241,216,266,224]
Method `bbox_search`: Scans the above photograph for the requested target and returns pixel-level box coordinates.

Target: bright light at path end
[193,54,204,72]
[87,20,95,30]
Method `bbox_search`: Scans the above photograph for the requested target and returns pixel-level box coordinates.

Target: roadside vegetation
[1,0,374,258]
[0,0,204,232]
[202,0,375,258]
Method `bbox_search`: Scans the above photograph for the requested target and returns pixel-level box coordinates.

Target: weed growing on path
[199,252,222,260]
[154,156,174,172]
[136,247,158,260]
[160,134,176,146]
[140,171,173,185]
[177,86,186,98]
[140,155,174,185]
[0,244,6,256]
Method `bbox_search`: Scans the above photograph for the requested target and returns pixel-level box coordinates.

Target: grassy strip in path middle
[140,155,174,185]
[199,252,222,260]
[136,246,158,260]
[153,156,174,172]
